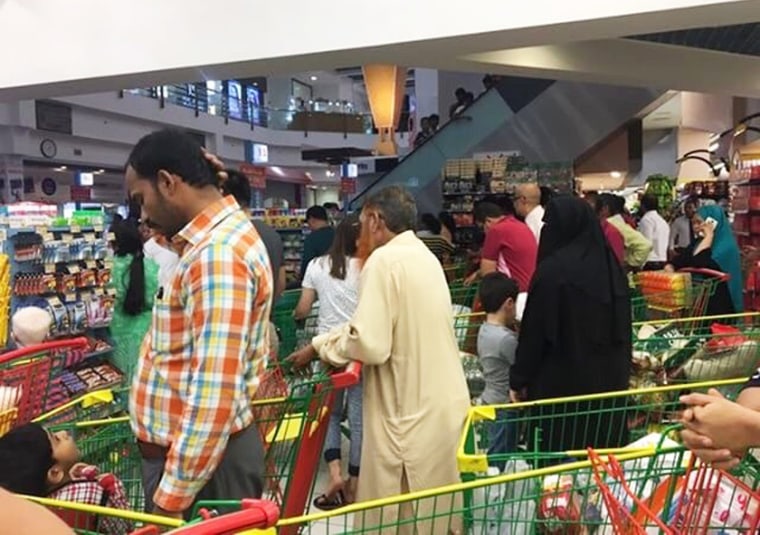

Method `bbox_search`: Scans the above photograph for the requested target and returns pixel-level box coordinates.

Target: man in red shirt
[466,202,537,292]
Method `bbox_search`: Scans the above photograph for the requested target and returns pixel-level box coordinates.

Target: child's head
[0,423,81,496]
[11,306,52,347]
[479,273,519,323]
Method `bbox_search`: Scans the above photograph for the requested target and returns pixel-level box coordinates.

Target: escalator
[349,76,666,212]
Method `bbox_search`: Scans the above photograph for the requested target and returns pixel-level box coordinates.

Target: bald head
[514,183,541,217]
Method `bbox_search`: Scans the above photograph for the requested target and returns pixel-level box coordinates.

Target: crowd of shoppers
[6,127,754,531]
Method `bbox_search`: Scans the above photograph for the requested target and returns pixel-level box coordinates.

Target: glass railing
[122,85,376,135]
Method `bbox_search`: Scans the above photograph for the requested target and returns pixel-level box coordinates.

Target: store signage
[341,163,358,178]
[340,177,357,194]
[253,143,268,164]
[244,141,269,164]
[239,163,267,190]
[41,178,57,196]
[70,185,92,202]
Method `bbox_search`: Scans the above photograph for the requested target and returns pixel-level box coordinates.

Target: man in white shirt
[514,183,544,244]
[638,194,670,270]
[669,198,696,255]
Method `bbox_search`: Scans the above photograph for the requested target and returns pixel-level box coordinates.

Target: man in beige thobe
[290,186,470,533]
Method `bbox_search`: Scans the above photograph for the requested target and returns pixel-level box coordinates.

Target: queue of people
[0,128,757,531]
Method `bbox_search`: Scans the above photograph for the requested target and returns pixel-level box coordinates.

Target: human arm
[153,245,257,513]
[276,266,287,299]
[0,488,75,534]
[294,261,318,320]
[310,254,397,367]
[626,228,653,268]
[680,388,760,469]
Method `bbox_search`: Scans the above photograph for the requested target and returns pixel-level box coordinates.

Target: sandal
[313,490,347,511]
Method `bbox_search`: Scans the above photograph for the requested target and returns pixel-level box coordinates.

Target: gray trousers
[141,425,265,518]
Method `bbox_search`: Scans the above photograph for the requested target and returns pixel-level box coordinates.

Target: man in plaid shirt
[125,129,272,518]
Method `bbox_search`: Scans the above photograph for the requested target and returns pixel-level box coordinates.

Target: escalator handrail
[348,86,495,210]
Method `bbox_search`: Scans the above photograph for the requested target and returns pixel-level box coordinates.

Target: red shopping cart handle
[144,499,279,534]
[330,361,362,389]
[678,267,730,282]
[0,337,89,365]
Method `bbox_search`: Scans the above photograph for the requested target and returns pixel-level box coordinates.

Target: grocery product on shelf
[0,210,121,413]
[440,157,574,247]
[253,208,308,282]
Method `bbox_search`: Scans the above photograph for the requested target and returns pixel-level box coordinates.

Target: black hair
[641,193,659,212]
[455,87,467,98]
[221,169,252,207]
[327,213,360,280]
[596,193,622,216]
[323,202,340,211]
[438,211,456,235]
[126,128,217,189]
[111,220,147,316]
[429,114,440,124]
[0,423,54,496]
[473,202,503,224]
[419,213,442,234]
[306,205,329,222]
[363,185,417,234]
[479,272,519,313]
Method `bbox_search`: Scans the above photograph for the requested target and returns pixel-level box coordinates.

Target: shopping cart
[456,378,749,475]
[25,495,280,534]
[589,446,760,533]
[631,268,727,322]
[443,262,468,284]
[450,281,479,310]
[272,444,753,534]
[0,337,89,435]
[190,361,362,529]
[631,312,760,389]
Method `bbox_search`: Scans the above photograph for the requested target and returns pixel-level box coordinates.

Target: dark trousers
[141,425,265,519]
[487,409,519,472]
[642,261,666,271]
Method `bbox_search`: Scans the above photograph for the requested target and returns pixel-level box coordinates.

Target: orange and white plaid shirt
[129,195,272,512]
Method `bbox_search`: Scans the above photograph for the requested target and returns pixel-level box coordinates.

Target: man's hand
[509,388,526,404]
[463,272,479,287]
[680,388,760,466]
[201,149,228,183]
[287,344,318,369]
[153,505,184,520]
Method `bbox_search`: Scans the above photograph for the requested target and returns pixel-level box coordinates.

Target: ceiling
[630,22,760,56]
[2,2,760,101]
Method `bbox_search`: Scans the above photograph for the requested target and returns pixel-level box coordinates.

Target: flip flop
[313,490,347,511]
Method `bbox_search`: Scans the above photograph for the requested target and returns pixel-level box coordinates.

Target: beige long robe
[312,230,470,533]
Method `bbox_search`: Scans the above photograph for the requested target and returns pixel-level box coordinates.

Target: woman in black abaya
[510,196,632,455]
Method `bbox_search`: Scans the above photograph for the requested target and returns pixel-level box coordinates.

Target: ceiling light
[310,75,318,81]
[610,171,622,178]
[708,142,719,152]
[55,166,67,171]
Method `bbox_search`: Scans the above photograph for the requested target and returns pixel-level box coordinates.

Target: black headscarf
[535,196,629,340]
[537,196,626,300]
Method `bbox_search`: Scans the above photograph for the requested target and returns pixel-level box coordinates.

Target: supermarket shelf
[443,192,487,197]
[735,230,751,237]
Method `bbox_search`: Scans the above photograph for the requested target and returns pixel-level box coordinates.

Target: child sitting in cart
[0,423,132,534]
[476,273,520,472]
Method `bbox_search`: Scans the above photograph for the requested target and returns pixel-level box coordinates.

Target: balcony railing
[122,84,376,136]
